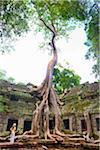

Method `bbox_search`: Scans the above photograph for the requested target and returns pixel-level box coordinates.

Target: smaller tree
[0,68,15,83]
[0,69,7,80]
[53,65,81,94]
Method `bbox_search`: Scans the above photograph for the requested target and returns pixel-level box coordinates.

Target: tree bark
[84,111,93,141]
[29,19,65,140]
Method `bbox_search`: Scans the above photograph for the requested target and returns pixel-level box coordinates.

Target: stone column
[69,116,73,131]
[18,117,24,133]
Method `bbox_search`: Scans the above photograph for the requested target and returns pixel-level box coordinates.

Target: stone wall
[61,82,99,135]
[0,80,99,135]
[0,80,35,134]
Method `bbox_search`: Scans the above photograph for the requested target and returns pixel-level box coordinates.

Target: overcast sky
[0,26,96,85]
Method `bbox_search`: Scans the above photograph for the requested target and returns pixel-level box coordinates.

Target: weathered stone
[0,80,99,137]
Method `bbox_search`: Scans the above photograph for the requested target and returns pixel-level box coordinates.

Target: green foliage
[62,95,91,116]
[34,0,87,22]
[0,69,7,80]
[17,82,25,86]
[0,96,5,112]
[33,0,87,38]
[10,91,32,99]
[0,131,10,137]
[62,84,99,116]
[53,66,81,94]
[0,68,15,83]
[0,0,34,37]
[84,2,99,78]
[7,77,15,83]
[0,0,99,76]
[0,0,35,52]
[0,95,9,112]
[35,0,99,77]
[0,0,87,52]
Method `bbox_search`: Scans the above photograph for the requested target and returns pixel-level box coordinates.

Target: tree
[0,69,7,80]
[0,0,34,52]
[0,68,15,83]
[33,0,99,77]
[53,66,81,94]
[29,20,66,141]
[84,1,99,78]
[0,0,99,142]
[0,0,99,75]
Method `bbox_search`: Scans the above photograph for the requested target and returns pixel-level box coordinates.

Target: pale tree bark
[28,19,65,141]
[84,111,93,142]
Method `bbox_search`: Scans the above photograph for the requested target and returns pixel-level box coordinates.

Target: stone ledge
[0,140,99,150]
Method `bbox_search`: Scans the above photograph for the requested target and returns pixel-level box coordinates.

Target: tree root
[52,134,64,142]
[93,139,100,144]
[54,129,66,137]
[45,131,56,141]
[0,136,10,142]
[23,130,34,135]
[16,134,39,140]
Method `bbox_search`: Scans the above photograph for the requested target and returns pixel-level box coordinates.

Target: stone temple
[0,80,99,136]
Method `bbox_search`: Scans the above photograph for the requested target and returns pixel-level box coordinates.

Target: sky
[0,26,96,85]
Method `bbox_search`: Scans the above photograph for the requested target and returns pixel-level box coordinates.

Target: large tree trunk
[29,19,65,141]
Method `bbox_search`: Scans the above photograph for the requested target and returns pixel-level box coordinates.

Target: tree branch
[40,18,56,50]
[40,18,54,34]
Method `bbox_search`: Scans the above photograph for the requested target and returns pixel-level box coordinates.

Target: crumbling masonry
[0,80,99,136]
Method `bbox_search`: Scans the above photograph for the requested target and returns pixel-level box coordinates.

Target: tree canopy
[84,1,99,77]
[0,68,15,83]
[0,0,99,76]
[0,69,7,80]
[53,65,81,94]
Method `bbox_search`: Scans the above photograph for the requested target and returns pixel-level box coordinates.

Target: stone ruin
[0,80,99,137]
